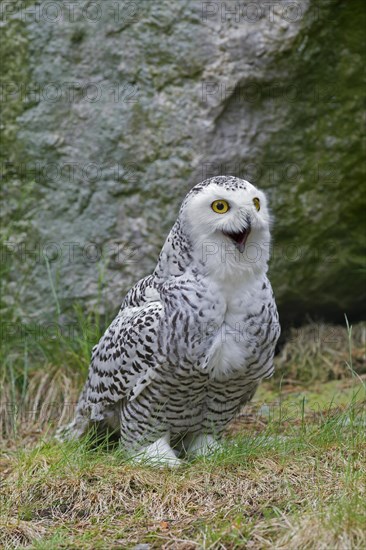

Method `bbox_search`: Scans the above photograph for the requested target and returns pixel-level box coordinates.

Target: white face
[183,180,271,278]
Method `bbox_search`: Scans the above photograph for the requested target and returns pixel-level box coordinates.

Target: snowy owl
[59,176,280,466]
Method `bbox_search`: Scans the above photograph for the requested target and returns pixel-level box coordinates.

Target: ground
[0,321,365,549]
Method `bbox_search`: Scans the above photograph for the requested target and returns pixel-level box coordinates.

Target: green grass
[1,394,365,549]
[0,317,365,549]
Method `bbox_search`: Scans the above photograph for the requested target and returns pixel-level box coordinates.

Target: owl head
[180,176,272,279]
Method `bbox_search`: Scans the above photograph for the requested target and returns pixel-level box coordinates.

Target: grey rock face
[1,0,365,326]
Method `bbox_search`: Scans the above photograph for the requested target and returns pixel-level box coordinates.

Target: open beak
[223,224,251,253]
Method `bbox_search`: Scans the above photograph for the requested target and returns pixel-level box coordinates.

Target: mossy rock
[1,0,365,326]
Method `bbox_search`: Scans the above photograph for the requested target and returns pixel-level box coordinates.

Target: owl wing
[119,274,160,310]
[81,277,164,422]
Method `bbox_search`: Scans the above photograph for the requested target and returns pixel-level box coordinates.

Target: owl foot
[185,433,222,457]
[129,433,183,468]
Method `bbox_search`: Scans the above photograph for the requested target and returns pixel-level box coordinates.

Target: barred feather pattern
[61,176,280,454]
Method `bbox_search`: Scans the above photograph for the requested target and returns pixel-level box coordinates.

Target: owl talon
[185,433,222,457]
[129,434,184,468]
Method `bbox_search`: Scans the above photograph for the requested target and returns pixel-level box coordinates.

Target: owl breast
[162,272,278,383]
[201,275,278,381]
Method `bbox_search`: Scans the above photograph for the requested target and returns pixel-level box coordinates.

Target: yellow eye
[253,197,260,211]
[211,199,230,214]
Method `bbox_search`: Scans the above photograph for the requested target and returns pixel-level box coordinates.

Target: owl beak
[223,223,251,253]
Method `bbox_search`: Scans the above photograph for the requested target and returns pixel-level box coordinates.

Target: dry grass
[275,322,366,384]
[1,423,365,549]
[0,322,365,549]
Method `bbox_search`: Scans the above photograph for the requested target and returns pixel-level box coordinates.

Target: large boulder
[1,0,365,326]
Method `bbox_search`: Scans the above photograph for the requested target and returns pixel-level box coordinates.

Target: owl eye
[211,199,230,214]
[253,197,260,211]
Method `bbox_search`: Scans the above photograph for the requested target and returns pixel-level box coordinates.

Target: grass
[0,316,365,549]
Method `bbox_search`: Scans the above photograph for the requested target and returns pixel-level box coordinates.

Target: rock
[1,0,365,326]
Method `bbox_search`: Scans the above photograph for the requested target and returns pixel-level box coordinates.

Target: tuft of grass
[275,322,366,384]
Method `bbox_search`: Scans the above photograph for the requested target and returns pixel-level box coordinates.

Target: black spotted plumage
[58,176,280,464]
